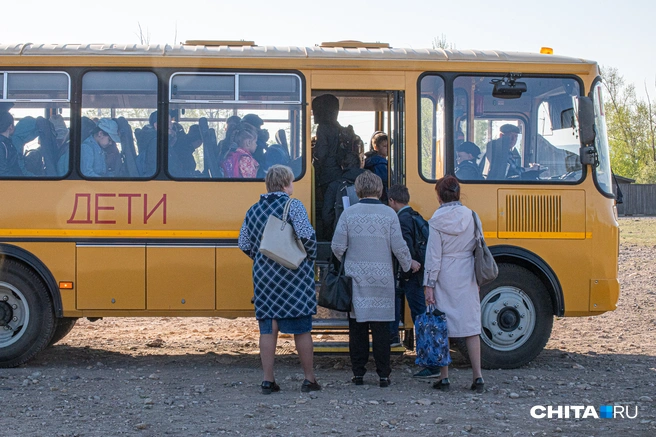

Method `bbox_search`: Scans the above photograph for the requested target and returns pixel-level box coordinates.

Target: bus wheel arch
[490,245,564,317]
[0,258,56,368]
[0,244,62,317]
[476,246,563,370]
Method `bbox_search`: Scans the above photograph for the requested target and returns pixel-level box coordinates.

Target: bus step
[312,318,349,329]
[313,341,406,355]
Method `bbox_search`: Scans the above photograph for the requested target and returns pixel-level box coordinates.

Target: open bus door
[310,89,406,353]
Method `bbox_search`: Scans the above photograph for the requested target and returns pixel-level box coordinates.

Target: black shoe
[470,377,484,393]
[261,380,280,395]
[432,378,450,391]
[301,379,321,393]
[379,377,390,388]
[351,376,364,386]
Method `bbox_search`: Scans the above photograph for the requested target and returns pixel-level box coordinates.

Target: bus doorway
[309,89,407,350]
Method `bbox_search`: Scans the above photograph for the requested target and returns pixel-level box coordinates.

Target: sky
[2,0,655,98]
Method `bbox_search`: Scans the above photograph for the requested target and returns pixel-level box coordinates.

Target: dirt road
[1,218,655,436]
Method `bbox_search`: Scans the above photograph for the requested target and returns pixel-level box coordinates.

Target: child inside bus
[80,118,121,178]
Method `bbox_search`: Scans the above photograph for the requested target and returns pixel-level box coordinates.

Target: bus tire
[479,263,553,369]
[48,317,78,347]
[0,260,55,368]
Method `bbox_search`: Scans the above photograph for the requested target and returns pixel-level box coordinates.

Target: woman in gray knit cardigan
[331,171,420,387]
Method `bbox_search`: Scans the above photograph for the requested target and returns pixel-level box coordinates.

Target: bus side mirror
[578,96,596,165]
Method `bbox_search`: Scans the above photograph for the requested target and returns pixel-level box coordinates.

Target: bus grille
[505,194,562,233]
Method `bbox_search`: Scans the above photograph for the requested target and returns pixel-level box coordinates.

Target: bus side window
[81,71,158,179]
[0,71,71,179]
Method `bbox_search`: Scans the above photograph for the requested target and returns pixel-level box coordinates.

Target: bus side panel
[216,247,255,312]
[147,247,215,310]
[76,246,145,309]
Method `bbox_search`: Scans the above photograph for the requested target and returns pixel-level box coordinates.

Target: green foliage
[635,160,656,183]
[602,67,656,179]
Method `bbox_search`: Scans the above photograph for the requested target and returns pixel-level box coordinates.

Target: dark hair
[226,115,241,126]
[149,111,157,126]
[0,111,14,133]
[341,151,361,170]
[242,113,264,129]
[312,94,339,124]
[435,175,460,203]
[186,124,202,144]
[387,184,410,204]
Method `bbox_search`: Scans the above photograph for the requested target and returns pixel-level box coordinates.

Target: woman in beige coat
[424,175,484,393]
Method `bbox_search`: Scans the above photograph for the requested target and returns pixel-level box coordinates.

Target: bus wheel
[479,263,553,369]
[48,317,78,347]
[0,260,55,368]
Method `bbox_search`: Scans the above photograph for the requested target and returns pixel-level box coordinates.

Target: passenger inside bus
[480,124,522,180]
[135,111,158,177]
[241,114,268,177]
[12,116,38,175]
[0,112,21,177]
[49,114,70,176]
[80,118,121,178]
[364,131,389,202]
[217,115,241,162]
[455,141,483,181]
[220,122,259,178]
[169,124,204,177]
[312,94,345,197]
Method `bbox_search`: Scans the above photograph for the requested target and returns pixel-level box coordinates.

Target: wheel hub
[0,301,12,327]
[498,307,520,331]
[480,286,536,351]
[0,284,29,347]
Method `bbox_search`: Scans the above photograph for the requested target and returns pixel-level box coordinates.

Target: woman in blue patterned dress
[238,164,321,395]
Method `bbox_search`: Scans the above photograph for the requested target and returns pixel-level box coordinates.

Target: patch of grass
[619,217,656,246]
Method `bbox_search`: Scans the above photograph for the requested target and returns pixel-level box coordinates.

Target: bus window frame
[417,72,448,183]
[78,68,160,181]
[0,70,71,102]
[418,72,588,185]
[589,76,615,200]
[165,69,307,182]
[0,69,72,180]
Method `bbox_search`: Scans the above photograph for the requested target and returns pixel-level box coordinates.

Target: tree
[136,23,150,45]
[601,67,656,181]
[432,35,455,50]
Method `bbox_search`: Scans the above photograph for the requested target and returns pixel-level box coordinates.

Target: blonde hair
[354,170,383,199]
[265,164,294,193]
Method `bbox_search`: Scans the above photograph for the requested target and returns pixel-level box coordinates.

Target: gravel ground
[1,217,655,437]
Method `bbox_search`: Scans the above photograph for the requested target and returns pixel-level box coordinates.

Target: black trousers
[348,317,391,378]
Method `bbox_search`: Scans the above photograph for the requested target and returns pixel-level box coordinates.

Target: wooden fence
[615,184,656,216]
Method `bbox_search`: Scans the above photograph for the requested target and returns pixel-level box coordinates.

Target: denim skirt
[258,315,313,335]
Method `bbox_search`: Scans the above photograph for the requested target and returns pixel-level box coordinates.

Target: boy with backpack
[387,184,440,378]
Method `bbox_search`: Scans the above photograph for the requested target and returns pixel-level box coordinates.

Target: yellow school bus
[0,41,619,369]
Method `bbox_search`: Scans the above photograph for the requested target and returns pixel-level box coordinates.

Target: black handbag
[318,255,352,312]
